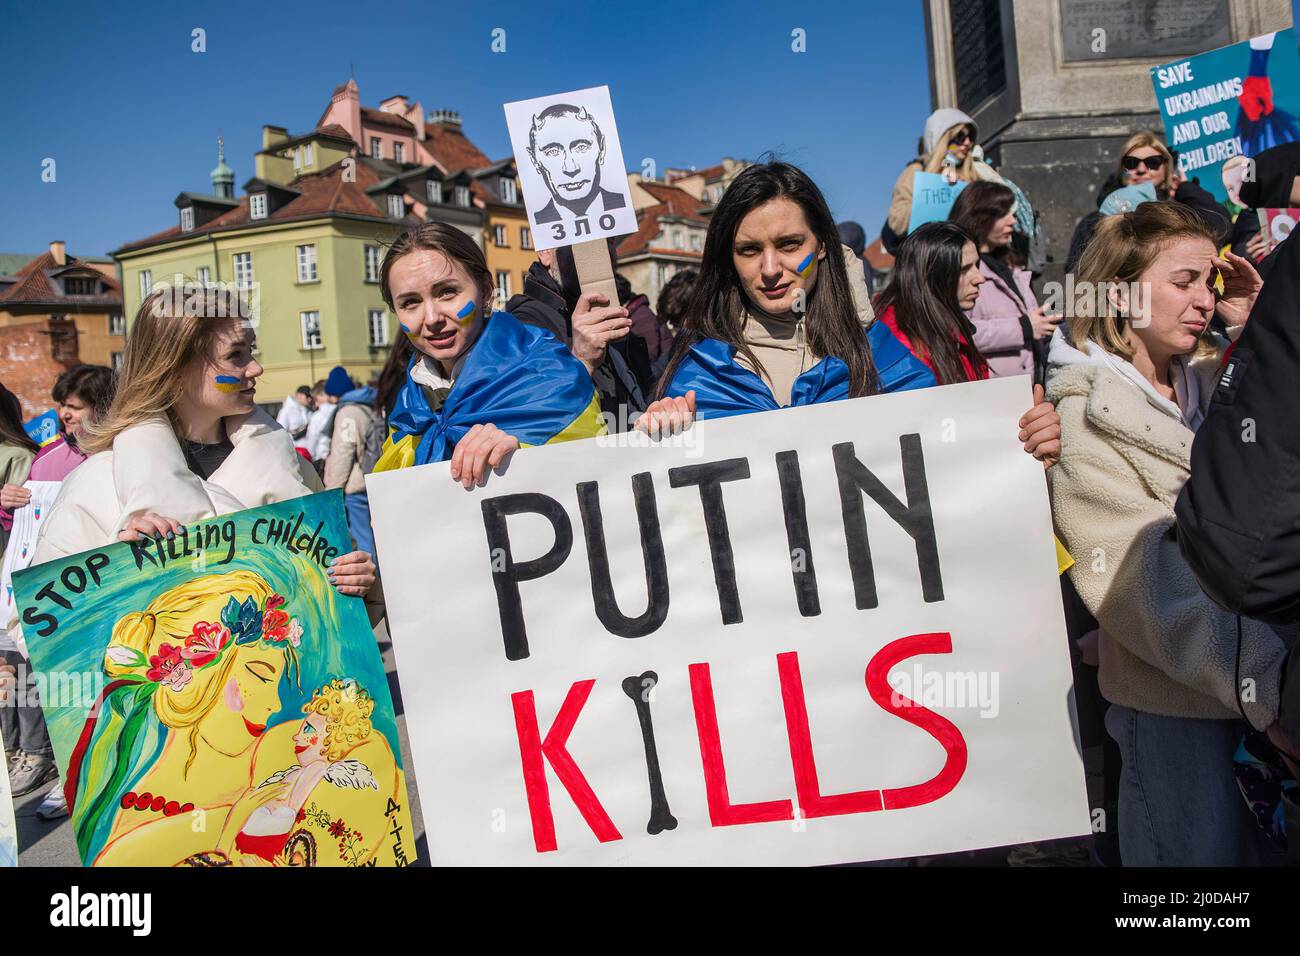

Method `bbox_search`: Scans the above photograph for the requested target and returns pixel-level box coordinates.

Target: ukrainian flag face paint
[795,251,816,279]
[400,322,417,342]
[214,374,242,394]
[454,299,477,328]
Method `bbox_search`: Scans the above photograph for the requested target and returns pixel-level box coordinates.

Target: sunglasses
[1122,154,1165,172]
[949,129,973,146]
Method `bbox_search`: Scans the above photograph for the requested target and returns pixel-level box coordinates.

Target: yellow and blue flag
[374,310,605,471]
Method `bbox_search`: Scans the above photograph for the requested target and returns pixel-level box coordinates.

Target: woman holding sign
[1047,201,1290,866]
[30,286,376,598]
[370,222,606,487]
[642,162,1061,468]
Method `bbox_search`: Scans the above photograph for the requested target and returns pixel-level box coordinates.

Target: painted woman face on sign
[505,86,637,251]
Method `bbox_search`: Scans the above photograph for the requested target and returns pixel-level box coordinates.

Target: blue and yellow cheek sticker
[399,321,417,341]
[795,251,816,279]
[454,299,477,328]
[214,375,242,394]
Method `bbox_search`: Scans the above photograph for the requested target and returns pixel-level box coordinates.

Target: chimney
[49,240,66,265]
[262,125,289,149]
[427,109,462,131]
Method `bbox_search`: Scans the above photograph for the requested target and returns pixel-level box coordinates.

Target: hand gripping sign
[368,376,1091,866]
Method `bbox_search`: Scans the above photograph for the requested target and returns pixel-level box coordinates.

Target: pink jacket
[966,260,1037,378]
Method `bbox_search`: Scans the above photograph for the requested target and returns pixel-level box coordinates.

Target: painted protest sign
[0,750,15,867]
[907,172,967,233]
[1,480,63,651]
[1151,31,1300,204]
[504,85,637,251]
[12,490,415,867]
[1258,207,1300,252]
[369,376,1090,866]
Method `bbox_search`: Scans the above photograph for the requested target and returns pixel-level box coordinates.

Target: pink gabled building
[317,78,484,174]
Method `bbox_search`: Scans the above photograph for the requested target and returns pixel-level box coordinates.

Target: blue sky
[0,0,932,258]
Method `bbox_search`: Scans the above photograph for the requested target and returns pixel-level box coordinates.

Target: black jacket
[1175,232,1300,736]
[507,262,654,426]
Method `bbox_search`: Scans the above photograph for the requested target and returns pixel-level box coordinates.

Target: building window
[393,142,405,163]
[233,252,253,288]
[493,224,508,247]
[300,310,322,350]
[520,227,533,250]
[110,351,124,372]
[108,314,126,336]
[292,149,301,172]
[296,244,318,282]
[180,206,194,231]
[64,276,97,295]
[691,233,702,252]
[673,230,684,249]
[368,309,389,347]
[500,178,517,203]
[197,266,211,286]
[370,137,381,159]
[427,179,442,204]
[656,264,668,288]
[364,245,381,283]
[454,185,470,207]
[387,194,405,218]
[250,193,267,220]
[495,271,511,299]
[139,270,152,298]
[303,143,313,167]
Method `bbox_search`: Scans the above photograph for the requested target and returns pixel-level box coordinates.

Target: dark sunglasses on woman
[950,129,973,146]
[1122,154,1165,172]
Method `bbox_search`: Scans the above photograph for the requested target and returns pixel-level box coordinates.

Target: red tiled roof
[424,123,492,174]
[617,184,708,257]
[114,160,398,255]
[315,123,355,142]
[695,163,726,180]
[864,237,894,270]
[0,252,121,306]
[362,107,415,132]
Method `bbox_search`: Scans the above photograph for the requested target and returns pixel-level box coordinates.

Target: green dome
[210,138,234,197]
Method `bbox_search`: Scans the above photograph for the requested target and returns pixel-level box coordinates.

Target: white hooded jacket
[32,407,323,566]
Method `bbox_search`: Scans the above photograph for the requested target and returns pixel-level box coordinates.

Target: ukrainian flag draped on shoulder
[373,310,605,471]
[664,320,937,420]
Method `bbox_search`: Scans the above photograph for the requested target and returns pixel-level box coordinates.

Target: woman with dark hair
[641,162,1060,466]
[0,384,38,550]
[371,222,605,486]
[875,222,988,385]
[949,181,1058,381]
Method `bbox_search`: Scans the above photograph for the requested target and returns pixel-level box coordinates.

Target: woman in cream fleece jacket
[1047,201,1291,865]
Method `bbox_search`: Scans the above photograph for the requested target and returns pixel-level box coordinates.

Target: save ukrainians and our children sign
[368,376,1091,866]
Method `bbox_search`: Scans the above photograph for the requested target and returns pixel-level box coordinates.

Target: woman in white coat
[33,284,376,593]
[1046,201,1292,865]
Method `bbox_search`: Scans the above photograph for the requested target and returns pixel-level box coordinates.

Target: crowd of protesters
[0,103,1297,868]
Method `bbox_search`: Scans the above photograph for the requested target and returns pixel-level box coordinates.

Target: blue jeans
[344,491,377,566]
[1105,703,1276,866]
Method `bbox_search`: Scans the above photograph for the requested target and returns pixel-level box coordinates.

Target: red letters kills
[512,633,969,852]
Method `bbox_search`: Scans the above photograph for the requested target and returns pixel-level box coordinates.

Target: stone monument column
[924,0,1292,285]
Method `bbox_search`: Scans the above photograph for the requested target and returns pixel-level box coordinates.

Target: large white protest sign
[369,376,1090,866]
[504,85,637,251]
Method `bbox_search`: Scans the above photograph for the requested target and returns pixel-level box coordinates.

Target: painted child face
[388,250,485,372]
[292,712,328,767]
[190,317,262,418]
[731,197,825,320]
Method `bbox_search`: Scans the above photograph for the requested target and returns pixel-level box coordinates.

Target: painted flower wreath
[106,593,303,693]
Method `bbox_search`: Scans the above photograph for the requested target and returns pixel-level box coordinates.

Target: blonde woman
[1046,201,1287,865]
[30,284,375,597]
[883,108,1002,250]
[1066,131,1231,273]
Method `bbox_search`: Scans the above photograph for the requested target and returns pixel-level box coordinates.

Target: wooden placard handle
[571,238,618,304]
